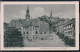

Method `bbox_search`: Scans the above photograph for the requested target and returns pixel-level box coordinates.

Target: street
[23,32,70,47]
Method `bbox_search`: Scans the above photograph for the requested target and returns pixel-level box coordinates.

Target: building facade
[63,19,75,39]
[55,19,68,34]
[55,18,75,39]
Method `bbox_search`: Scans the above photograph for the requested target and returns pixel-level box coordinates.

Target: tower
[25,5,30,20]
[50,10,52,18]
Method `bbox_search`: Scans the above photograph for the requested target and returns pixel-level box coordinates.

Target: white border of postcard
[0,1,79,51]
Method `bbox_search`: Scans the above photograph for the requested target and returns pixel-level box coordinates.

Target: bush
[64,36,75,46]
[56,32,64,38]
[56,32,75,47]
[4,28,24,47]
[56,32,60,35]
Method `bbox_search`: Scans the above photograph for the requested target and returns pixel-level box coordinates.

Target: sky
[4,4,75,23]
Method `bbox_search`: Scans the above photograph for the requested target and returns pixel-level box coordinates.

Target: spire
[25,5,30,20]
[26,5,29,12]
[50,10,52,18]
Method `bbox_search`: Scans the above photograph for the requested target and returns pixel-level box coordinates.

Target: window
[33,27,34,29]
[35,31,37,34]
[44,32,46,34]
[27,32,28,34]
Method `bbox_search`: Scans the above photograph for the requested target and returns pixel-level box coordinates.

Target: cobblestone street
[23,32,70,47]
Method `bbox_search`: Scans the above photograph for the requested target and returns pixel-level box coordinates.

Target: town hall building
[8,6,50,41]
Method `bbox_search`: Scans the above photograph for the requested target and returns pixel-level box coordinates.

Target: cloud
[4,10,26,23]
[10,10,26,20]
[19,10,26,19]
[30,7,49,18]
[4,5,75,23]
[12,7,50,20]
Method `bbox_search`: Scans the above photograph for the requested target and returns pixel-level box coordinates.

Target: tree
[4,22,8,31]
[4,28,24,47]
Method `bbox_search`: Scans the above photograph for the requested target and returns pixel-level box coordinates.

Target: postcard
[0,1,79,50]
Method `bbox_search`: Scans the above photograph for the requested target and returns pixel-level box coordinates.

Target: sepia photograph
[0,2,79,50]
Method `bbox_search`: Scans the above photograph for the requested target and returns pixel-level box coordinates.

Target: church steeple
[25,5,30,20]
[50,10,52,18]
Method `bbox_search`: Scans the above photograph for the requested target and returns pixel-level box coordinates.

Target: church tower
[25,5,30,20]
[50,10,52,18]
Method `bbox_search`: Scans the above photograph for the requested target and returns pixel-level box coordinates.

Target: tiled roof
[8,18,41,27]
[21,19,31,26]
[8,20,17,27]
[31,18,40,26]
[8,18,49,32]
[64,19,74,26]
